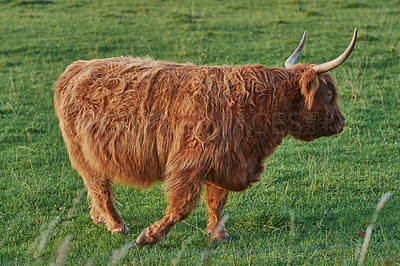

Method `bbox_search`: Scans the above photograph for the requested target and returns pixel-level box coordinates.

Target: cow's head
[285,29,357,141]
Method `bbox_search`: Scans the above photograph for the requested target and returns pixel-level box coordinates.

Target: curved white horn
[285,31,307,69]
[313,28,357,74]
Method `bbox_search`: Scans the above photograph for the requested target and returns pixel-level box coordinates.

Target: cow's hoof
[215,234,232,242]
[110,224,130,235]
[210,231,232,242]
[136,227,149,247]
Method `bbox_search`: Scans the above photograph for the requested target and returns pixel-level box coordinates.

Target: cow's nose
[335,116,345,134]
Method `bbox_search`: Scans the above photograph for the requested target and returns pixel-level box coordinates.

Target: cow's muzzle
[330,115,345,134]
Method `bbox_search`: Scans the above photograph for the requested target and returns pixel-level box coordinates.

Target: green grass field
[1,0,399,264]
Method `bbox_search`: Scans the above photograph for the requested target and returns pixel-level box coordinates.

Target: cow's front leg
[206,182,231,241]
[136,169,205,246]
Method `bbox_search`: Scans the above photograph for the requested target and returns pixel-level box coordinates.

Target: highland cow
[54,29,357,246]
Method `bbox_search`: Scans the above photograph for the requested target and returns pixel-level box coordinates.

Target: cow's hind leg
[206,183,230,241]
[136,169,205,246]
[87,179,128,234]
[66,140,128,234]
[90,205,106,225]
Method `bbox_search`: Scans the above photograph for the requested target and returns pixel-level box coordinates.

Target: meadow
[0,0,399,264]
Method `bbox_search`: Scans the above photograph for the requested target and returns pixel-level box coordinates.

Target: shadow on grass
[13,0,53,6]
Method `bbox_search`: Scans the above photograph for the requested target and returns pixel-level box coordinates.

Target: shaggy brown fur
[54,56,345,245]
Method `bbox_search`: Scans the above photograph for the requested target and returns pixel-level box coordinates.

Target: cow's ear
[299,68,319,110]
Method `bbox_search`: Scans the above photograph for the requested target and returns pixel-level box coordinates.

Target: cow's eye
[326,92,333,103]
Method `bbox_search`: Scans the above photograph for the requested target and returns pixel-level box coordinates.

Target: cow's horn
[285,31,307,69]
[312,28,357,74]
